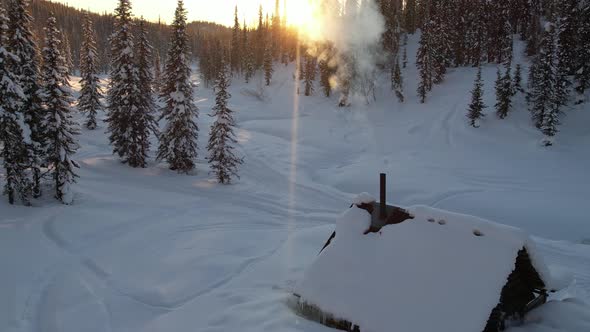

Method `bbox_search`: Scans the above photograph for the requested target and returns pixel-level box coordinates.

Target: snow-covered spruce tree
[263,35,273,86]
[40,16,80,204]
[243,24,255,84]
[7,0,45,198]
[466,65,486,128]
[539,19,570,146]
[431,3,450,84]
[105,0,137,162]
[540,104,560,146]
[78,12,103,130]
[207,57,242,184]
[513,63,524,95]
[392,55,404,103]
[157,0,199,173]
[303,53,315,96]
[574,2,590,102]
[255,6,265,70]
[230,6,241,75]
[528,21,570,140]
[0,5,31,205]
[61,32,74,75]
[129,19,159,168]
[417,18,434,103]
[542,19,571,145]
[495,64,513,119]
[527,60,549,128]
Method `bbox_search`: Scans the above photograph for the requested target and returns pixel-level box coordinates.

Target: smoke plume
[301,0,386,104]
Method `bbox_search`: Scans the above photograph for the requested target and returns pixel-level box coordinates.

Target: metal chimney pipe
[380,173,387,220]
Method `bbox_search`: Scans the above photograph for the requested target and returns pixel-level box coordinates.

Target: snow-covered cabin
[294,190,558,332]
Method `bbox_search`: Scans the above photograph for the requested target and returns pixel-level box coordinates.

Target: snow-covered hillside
[1,35,590,332]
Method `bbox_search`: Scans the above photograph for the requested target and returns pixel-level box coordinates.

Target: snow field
[1,34,590,332]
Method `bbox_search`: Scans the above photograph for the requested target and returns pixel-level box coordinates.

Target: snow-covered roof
[295,203,556,332]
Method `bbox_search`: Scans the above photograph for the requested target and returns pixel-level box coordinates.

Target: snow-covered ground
[1,36,590,332]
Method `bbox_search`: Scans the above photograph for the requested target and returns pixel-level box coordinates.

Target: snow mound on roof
[295,205,556,332]
[352,192,376,205]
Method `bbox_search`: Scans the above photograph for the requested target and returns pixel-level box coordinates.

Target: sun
[283,0,321,39]
[236,0,322,40]
[284,0,313,26]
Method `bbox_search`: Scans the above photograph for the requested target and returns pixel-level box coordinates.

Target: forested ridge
[26,0,230,73]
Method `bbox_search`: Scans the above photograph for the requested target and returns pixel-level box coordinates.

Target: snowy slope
[1,34,590,332]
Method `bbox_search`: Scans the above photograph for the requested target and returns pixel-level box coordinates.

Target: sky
[53,0,296,27]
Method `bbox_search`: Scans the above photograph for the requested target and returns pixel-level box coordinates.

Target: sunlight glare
[285,0,317,32]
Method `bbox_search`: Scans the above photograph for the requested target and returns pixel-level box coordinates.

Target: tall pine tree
[106,0,138,163]
[263,35,273,86]
[61,32,74,74]
[417,17,435,103]
[513,63,524,95]
[255,5,265,69]
[542,18,570,144]
[431,1,450,83]
[0,4,31,205]
[466,65,486,128]
[574,2,590,102]
[40,16,80,204]
[7,0,45,198]
[230,6,241,75]
[495,63,513,119]
[130,19,158,168]
[528,21,570,144]
[392,55,404,102]
[207,56,242,184]
[157,0,199,173]
[243,23,254,83]
[78,12,103,130]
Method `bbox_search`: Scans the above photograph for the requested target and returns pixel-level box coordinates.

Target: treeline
[26,0,230,74]
[198,0,298,88]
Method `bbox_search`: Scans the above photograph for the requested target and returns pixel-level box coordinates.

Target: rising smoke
[301,0,386,105]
